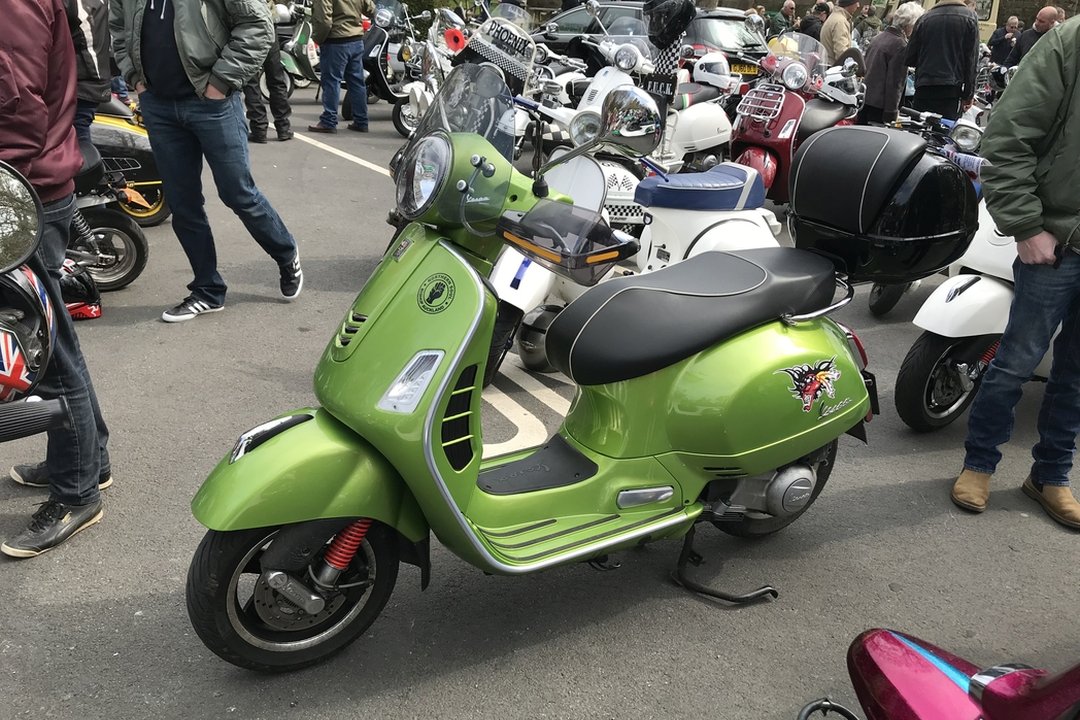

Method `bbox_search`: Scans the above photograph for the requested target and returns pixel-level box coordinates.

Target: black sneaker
[279,254,303,300]
[277,128,294,141]
[11,462,113,491]
[161,296,224,323]
[1,499,103,558]
[248,132,268,144]
[347,123,369,133]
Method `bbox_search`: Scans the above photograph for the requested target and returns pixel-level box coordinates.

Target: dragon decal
[778,358,841,412]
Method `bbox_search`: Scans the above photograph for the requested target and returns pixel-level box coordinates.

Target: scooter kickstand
[669,526,779,605]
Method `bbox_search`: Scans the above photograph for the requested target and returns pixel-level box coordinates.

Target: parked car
[531,2,645,53]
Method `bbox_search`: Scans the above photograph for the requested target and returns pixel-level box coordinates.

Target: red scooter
[800,628,1080,720]
[731,32,859,203]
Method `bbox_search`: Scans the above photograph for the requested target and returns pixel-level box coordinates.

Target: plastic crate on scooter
[789,126,978,284]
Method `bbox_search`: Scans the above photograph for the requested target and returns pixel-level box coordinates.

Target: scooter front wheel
[895,332,992,432]
[186,521,399,672]
[714,441,837,538]
[393,99,420,139]
[867,282,910,318]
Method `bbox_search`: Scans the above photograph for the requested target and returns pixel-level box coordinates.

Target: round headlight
[395,135,451,220]
[781,62,808,91]
[375,8,393,27]
[569,110,601,147]
[614,46,638,72]
[950,123,983,153]
[535,44,549,65]
[400,43,414,62]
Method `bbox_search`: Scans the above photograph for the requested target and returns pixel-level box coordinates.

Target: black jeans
[243,41,292,135]
[33,195,110,506]
[74,99,98,142]
[912,86,962,121]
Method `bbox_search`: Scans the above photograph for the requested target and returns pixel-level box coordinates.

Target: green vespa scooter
[185,60,879,672]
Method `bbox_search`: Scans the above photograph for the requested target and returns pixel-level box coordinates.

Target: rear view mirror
[0,162,42,275]
[585,0,600,17]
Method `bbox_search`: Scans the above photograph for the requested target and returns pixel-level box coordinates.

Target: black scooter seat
[546,248,836,386]
[796,99,853,143]
[672,82,721,111]
[74,141,104,196]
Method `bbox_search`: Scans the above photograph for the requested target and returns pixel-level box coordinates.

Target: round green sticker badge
[417,273,456,314]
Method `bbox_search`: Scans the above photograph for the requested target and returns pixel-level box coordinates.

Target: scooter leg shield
[191,407,428,542]
[912,274,1014,337]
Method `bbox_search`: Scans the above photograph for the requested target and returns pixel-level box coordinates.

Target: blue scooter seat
[634,162,765,212]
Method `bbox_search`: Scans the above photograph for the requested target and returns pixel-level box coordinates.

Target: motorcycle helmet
[693,52,736,92]
[0,266,56,402]
[60,260,102,321]
[642,0,696,50]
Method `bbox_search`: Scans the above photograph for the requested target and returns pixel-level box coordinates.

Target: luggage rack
[736,83,786,122]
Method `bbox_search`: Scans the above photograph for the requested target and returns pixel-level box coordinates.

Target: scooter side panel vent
[736,83,785,122]
[705,466,747,479]
[442,364,478,472]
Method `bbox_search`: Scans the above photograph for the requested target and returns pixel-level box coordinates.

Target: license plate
[642,72,677,103]
[731,63,759,76]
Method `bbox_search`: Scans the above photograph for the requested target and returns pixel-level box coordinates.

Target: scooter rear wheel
[186,521,399,673]
[713,441,837,538]
[74,208,149,292]
[867,282,910,318]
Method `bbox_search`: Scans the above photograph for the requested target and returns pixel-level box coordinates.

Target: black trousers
[912,86,962,121]
[243,41,291,134]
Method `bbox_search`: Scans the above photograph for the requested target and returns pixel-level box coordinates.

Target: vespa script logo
[777,358,841,413]
[417,273,456,314]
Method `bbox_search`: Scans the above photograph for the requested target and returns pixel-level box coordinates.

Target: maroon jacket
[0,0,82,203]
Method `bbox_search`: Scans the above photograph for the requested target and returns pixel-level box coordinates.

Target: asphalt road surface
[1,90,1075,720]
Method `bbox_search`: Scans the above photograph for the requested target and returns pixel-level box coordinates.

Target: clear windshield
[490,2,532,31]
[605,18,655,58]
[763,32,828,87]
[406,64,517,229]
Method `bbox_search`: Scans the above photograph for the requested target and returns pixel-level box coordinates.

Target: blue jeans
[33,195,110,506]
[964,251,1080,486]
[138,91,297,306]
[74,99,97,143]
[318,39,368,128]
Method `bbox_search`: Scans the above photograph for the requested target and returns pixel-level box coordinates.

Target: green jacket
[109,0,272,97]
[313,0,375,45]
[980,21,1080,250]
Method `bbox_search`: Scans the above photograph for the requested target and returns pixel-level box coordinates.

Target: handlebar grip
[898,106,923,119]
[0,398,69,443]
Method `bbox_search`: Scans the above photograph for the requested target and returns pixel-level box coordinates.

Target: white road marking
[294,132,391,177]
[481,385,549,456]
[500,359,572,416]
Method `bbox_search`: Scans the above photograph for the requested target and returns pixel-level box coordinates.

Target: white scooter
[893,204,1057,432]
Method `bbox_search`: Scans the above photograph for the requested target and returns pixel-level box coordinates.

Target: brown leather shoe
[1022,476,1080,529]
[950,469,991,512]
[307,124,336,134]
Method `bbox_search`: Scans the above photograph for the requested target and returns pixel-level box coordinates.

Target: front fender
[191,408,428,542]
[735,147,777,190]
[912,274,1013,337]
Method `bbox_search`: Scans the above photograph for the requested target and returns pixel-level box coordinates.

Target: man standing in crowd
[110,0,303,322]
[988,16,1021,65]
[1,0,112,558]
[904,0,978,120]
[857,1,923,124]
[65,0,112,141]
[799,3,830,40]
[307,0,376,134]
[822,0,860,66]
[243,2,294,143]
[1006,6,1058,66]
[770,0,797,35]
[854,5,882,46]
[950,18,1080,529]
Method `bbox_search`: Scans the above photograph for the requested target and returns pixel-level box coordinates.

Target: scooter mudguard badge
[778,358,841,413]
[417,273,456,314]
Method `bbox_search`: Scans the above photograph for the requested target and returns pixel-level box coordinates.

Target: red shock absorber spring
[323,519,373,571]
[980,340,1000,366]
